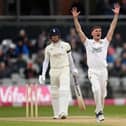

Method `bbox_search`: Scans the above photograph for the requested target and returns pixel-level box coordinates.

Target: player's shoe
[53,116,59,119]
[96,111,104,122]
[59,112,67,119]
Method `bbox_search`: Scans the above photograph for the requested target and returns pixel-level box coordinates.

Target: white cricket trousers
[49,66,70,117]
[88,68,108,113]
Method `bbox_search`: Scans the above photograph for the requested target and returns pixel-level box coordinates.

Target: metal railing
[0,15,125,26]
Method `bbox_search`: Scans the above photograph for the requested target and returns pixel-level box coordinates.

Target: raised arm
[71,7,87,43]
[106,3,120,42]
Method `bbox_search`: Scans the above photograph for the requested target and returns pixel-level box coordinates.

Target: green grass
[104,105,126,117]
[0,121,111,126]
[0,105,126,117]
[0,106,53,117]
[0,105,126,126]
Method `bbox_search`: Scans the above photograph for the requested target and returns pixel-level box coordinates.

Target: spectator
[96,0,118,15]
[24,62,37,79]
[120,0,126,14]
[34,50,44,66]
[111,32,124,48]
[37,30,48,50]
[120,64,126,78]
[120,43,126,57]
[26,40,36,57]
[19,29,29,44]
[107,46,116,68]
[0,48,5,62]
[6,43,16,59]
[109,58,121,77]
[18,29,37,56]
[66,27,78,42]
[0,62,11,78]
[15,39,29,57]
[1,39,12,54]
[121,52,126,64]
[14,54,27,73]
[80,53,88,72]
[70,38,78,51]
[66,27,83,53]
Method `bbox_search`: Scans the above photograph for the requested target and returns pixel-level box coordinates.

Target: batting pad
[59,90,70,116]
[50,87,59,117]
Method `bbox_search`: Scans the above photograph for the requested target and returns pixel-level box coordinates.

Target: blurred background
[0,0,126,105]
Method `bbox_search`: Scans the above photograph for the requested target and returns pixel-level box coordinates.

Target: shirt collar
[93,39,102,44]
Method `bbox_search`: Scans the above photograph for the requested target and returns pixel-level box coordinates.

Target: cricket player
[39,27,78,119]
[71,4,120,122]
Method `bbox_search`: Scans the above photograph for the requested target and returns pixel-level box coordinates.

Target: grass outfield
[0,105,126,126]
[0,121,113,126]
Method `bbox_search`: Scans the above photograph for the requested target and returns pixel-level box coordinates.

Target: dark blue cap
[49,27,61,37]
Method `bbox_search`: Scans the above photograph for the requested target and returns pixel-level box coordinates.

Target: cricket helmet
[49,27,61,37]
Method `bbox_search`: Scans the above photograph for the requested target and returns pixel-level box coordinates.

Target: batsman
[39,27,78,119]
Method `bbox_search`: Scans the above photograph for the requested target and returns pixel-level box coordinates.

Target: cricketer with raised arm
[72,3,120,122]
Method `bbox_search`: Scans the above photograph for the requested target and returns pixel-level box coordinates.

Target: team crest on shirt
[91,41,103,53]
[99,41,103,44]
[92,47,102,53]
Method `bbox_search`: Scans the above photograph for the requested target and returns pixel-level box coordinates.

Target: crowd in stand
[70,0,126,15]
[0,27,126,83]
[96,0,126,15]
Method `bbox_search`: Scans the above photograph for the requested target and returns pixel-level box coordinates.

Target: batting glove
[39,75,45,84]
[72,68,78,77]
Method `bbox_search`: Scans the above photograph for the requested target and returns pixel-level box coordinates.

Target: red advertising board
[0,85,51,106]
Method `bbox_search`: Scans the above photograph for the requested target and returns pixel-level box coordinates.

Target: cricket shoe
[53,116,59,119]
[96,111,104,123]
[59,112,67,119]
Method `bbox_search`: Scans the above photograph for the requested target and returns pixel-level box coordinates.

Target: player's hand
[72,68,79,77]
[39,75,45,84]
[71,7,80,18]
[112,3,120,15]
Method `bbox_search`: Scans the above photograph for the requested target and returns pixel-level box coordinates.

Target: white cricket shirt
[45,40,71,68]
[84,38,109,69]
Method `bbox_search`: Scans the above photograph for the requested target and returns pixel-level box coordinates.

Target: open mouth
[97,34,100,37]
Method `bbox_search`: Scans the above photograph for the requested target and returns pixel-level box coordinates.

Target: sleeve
[42,47,49,76]
[44,47,50,60]
[66,43,76,70]
[103,38,110,48]
[68,52,76,70]
[66,43,71,53]
[83,38,89,47]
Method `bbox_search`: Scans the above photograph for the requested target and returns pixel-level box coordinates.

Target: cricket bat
[73,76,86,110]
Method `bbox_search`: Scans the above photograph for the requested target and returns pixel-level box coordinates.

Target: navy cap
[49,27,61,37]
